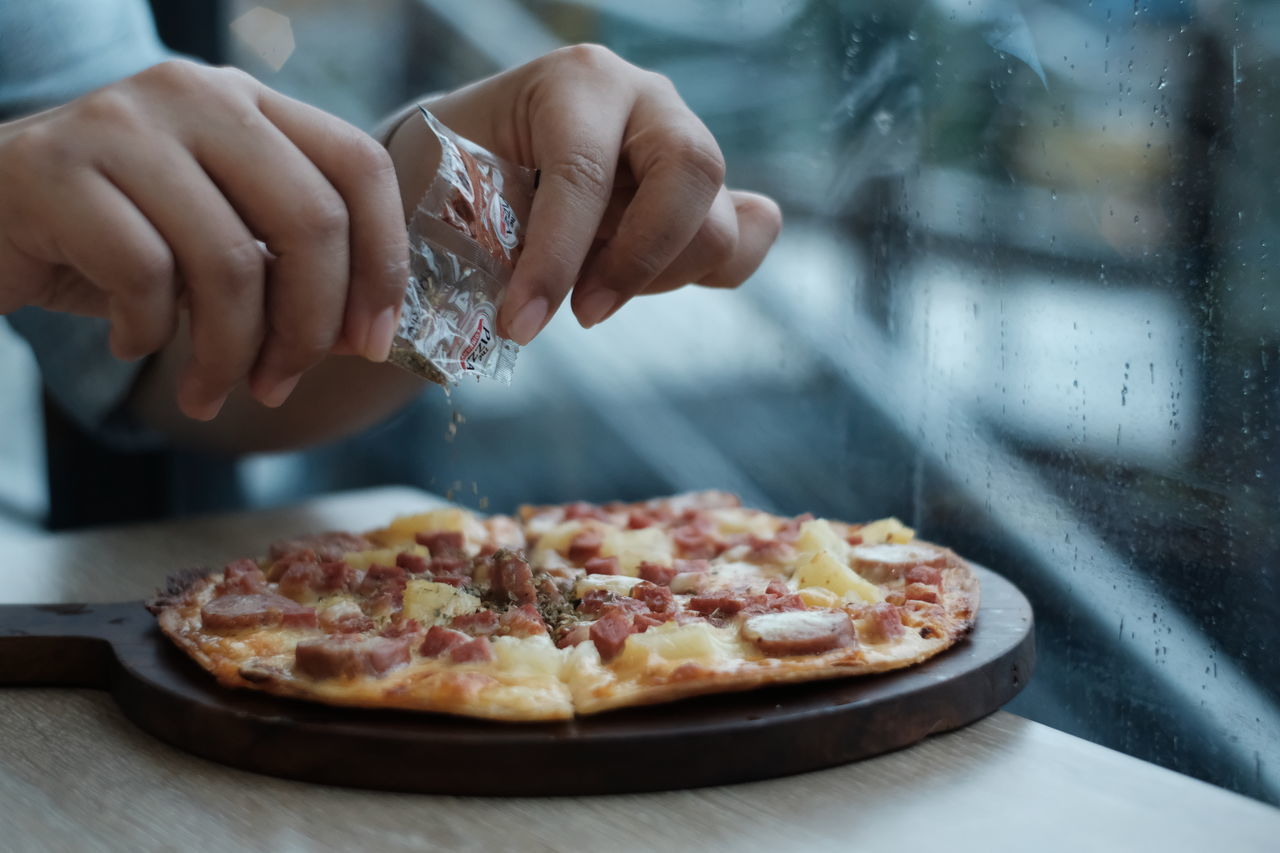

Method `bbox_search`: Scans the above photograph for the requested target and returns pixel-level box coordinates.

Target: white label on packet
[490,193,520,251]
[459,307,498,371]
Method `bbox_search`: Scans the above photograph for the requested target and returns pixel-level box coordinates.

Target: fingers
[699,190,782,287]
[500,83,631,345]
[257,88,409,362]
[38,170,179,359]
[569,77,725,329]
[189,97,352,407]
[641,190,782,297]
[98,136,271,419]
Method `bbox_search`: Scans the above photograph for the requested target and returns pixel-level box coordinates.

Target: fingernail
[506,296,549,346]
[576,288,620,329]
[365,306,399,362]
[179,379,229,422]
[259,373,301,408]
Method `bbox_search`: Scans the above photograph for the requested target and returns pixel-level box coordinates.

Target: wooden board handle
[0,601,140,688]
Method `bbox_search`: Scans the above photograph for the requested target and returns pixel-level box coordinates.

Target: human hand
[0,60,409,420]
[392,44,782,345]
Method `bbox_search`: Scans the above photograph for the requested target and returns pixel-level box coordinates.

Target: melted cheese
[794,519,847,556]
[707,508,776,537]
[857,517,915,545]
[528,520,585,569]
[375,507,486,549]
[573,574,641,598]
[614,621,744,671]
[341,544,428,571]
[742,610,848,643]
[402,580,480,625]
[600,527,673,576]
[797,586,840,608]
[790,519,883,603]
[492,635,566,678]
[792,548,883,604]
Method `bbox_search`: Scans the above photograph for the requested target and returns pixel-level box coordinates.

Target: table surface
[1,486,1276,852]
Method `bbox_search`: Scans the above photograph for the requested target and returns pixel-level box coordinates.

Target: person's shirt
[1,0,174,444]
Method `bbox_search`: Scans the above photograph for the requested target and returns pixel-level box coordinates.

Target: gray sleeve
[2,0,176,447]
[7,308,164,449]
[0,0,175,119]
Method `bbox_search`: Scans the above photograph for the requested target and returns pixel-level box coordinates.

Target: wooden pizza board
[0,565,1032,795]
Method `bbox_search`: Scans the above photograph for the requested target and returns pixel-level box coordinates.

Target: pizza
[147,492,978,721]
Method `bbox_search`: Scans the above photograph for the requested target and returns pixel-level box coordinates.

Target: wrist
[384,104,443,221]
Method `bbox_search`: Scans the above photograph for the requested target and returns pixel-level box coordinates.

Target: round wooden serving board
[0,565,1032,795]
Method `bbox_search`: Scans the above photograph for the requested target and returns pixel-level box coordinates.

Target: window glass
[28,0,1267,802]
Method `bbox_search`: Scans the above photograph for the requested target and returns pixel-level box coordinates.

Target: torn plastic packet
[388,107,537,386]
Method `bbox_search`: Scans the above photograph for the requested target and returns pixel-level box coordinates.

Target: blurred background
[0,0,1276,805]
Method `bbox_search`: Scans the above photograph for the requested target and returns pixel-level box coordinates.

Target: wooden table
[1,487,1276,852]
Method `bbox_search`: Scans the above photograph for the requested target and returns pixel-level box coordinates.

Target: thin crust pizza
[148,492,978,721]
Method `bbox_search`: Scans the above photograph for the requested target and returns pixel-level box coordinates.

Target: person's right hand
[0,60,409,420]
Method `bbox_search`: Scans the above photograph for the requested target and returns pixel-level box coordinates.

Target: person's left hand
[387,44,782,345]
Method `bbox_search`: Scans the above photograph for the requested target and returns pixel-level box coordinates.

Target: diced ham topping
[358,563,408,602]
[906,565,943,586]
[590,610,635,661]
[637,562,677,586]
[556,624,591,648]
[567,530,604,563]
[294,635,410,680]
[627,511,656,529]
[577,590,646,619]
[846,533,864,546]
[633,613,665,630]
[268,531,371,563]
[688,595,745,616]
[265,548,319,582]
[563,501,608,521]
[537,576,566,605]
[740,592,807,615]
[904,583,939,603]
[319,599,374,633]
[450,610,500,636]
[741,611,857,656]
[859,603,905,643]
[415,530,466,555]
[396,552,431,574]
[499,604,548,638]
[673,559,710,574]
[428,554,471,585]
[745,536,794,563]
[583,555,620,575]
[631,581,675,616]
[488,551,537,606]
[672,524,720,560]
[201,593,317,632]
[216,558,268,595]
[276,559,323,603]
[317,560,357,592]
[380,616,425,640]
[449,636,494,663]
[420,626,469,657]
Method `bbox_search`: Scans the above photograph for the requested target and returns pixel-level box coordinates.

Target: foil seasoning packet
[388,106,537,386]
